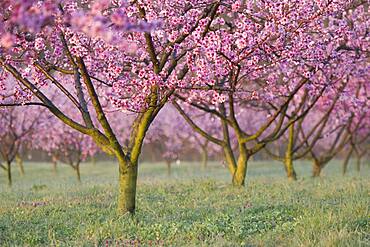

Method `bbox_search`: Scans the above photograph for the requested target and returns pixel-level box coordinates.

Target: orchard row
[0,0,369,215]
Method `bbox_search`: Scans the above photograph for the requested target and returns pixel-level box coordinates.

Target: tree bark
[116,104,156,215]
[222,146,237,176]
[15,154,25,176]
[312,159,322,177]
[284,158,297,181]
[232,157,248,186]
[342,147,353,175]
[232,144,249,186]
[118,162,138,215]
[75,164,81,183]
[6,161,12,187]
[284,124,297,181]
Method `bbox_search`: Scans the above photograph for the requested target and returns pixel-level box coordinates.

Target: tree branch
[59,33,94,128]
[34,62,81,110]
[0,102,49,108]
[173,101,224,145]
[75,57,125,158]
[0,58,92,135]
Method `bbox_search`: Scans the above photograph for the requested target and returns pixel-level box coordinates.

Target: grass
[0,159,369,246]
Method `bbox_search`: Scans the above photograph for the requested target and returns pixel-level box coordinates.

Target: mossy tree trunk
[284,158,297,181]
[118,160,138,215]
[232,144,249,186]
[116,89,161,215]
[284,124,297,181]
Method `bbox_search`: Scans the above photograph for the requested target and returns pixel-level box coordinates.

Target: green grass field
[0,160,369,246]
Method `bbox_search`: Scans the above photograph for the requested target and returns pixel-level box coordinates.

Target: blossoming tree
[173,0,368,185]
[0,0,224,214]
[34,113,99,182]
[0,106,47,186]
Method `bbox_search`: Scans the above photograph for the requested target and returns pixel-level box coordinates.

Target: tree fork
[232,144,249,186]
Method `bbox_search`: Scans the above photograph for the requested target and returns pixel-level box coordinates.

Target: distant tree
[0,107,46,186]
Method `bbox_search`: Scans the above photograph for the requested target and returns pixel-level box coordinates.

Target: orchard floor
[0,160,369,247]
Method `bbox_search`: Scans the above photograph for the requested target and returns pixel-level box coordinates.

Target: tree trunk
[118,162,138,215]
[342,147,353,175]
[201,146,208,169]
[356,156,361,172]
[75,164,81,183]
[222,146,237,176]
[284,124,297,181]
[16,154,25,176]
[233,163,247,186]
[232,144,249,186]
[166,160,171,176]
[312,159,322,177]
[284,158,297,181]
[117,98,158,215]
[6,161,12,187]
